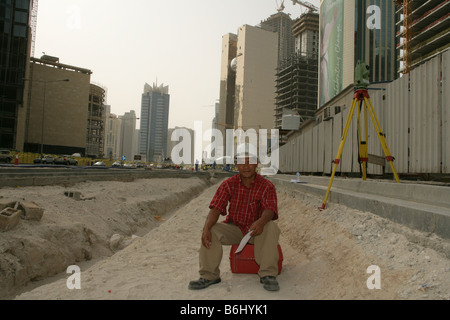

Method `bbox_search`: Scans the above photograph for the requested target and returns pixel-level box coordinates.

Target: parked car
[112,161,122,168]
[0,150,13,163]
[33,155,55,164]
[55,155,78,166]
[93,161,106,167]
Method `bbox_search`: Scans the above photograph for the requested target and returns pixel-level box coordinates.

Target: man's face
[236,157,258,179]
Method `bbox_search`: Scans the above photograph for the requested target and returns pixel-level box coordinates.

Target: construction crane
[30,0,39,57]
[276,0,285,12]
[291,0,319,13]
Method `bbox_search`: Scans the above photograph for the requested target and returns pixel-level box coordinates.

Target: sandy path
[7,177,449,300]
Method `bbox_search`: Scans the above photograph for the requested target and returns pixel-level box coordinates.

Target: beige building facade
[234,25,278,131]
[20,56,92,155]
[217,25,278,156]
[217,33,238,136]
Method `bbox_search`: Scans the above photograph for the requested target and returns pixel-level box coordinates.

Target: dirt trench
[2,176,450,300]
[0,177,215,299]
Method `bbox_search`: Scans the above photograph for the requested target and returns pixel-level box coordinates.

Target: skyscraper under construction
[260,11,295,68]
[275,12,320,134]
[395,0,450,74]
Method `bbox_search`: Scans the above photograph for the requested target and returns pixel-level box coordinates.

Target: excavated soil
[0,176,449,300]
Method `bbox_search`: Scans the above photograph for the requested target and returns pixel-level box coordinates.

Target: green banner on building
[319,0,344,108]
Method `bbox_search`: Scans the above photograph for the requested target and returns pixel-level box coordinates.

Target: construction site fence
[280,49,450,175]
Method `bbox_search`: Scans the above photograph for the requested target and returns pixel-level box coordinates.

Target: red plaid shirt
[209,174,278,234]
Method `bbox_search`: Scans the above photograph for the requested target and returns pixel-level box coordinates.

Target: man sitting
[188,149,281,292]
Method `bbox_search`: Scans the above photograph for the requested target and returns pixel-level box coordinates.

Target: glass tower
[139,83,170,163]
[319,0,399,107]
[0,0,33,149]
[355,0,398,83]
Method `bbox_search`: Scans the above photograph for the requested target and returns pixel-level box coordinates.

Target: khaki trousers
[199,222,281,280]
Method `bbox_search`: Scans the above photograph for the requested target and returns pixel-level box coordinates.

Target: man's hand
[201,209,221,249]
[249,210,275,237]
[202,229,212,249]
[249,220,266,237]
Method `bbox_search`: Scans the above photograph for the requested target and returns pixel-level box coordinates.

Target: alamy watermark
[66,265,81,290]
[366,265,381,290]
[171,122,280,175]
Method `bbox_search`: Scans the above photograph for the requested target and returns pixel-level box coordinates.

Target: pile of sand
[1,175,449,300]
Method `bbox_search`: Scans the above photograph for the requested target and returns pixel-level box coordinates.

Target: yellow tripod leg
[360,142,368,180]
[320,98,358,211]
[358,100,369,180]
[365,97,400,183]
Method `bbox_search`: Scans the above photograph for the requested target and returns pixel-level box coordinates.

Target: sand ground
[0,175,449,300]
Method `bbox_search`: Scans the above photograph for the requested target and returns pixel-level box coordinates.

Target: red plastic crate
[229,244,283,275]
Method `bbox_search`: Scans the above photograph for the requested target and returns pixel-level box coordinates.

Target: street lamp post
[24,78,70,156]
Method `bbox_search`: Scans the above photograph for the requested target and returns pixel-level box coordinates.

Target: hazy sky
[34,0,321,131]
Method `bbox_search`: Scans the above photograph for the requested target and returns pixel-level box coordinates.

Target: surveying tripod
[319,88,401,211]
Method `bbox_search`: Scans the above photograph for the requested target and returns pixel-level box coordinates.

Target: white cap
[235,143,258,164]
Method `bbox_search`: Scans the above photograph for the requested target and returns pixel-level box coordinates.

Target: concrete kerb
[273,175,450,209]
[268,175,450,240]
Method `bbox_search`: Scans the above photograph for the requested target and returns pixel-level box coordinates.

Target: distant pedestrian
[195,159,199,172]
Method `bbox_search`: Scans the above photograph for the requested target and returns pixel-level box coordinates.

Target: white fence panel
[304,129,313,173]
[324,119,333,174]
[366,89,385,175]
[385,75,410,174]
[442,50,450,173]
[312,125,319,173]
[317,122,325,173]
[299,133,306,172]
[332,112,343,172]
[410,57,442,173]
[341,106,354,173]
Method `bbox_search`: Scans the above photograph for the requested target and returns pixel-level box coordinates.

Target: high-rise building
[293,12,320,58]
[103,105,122,161]
[87,84,106,158]
[219,25,278,133]
[217,33,237,137]
[119,110,138,162]
[319,0,399,107]
[260,11,295,67]
[22,56,91,155]
[0,0,37,150]
[139,82,170,163]
[275,12,320,133]
[234,25,278,131]
[167,126,194,165]
[395,0,450,74]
